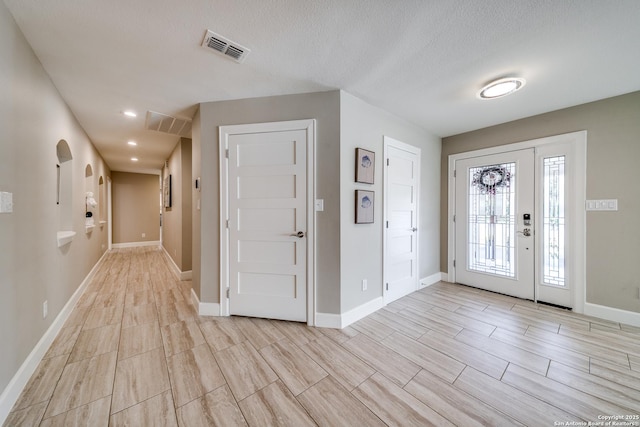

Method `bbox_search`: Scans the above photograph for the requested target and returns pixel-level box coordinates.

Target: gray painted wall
[339,92,441,312]
[441,91,640,313]
[0,2,109,395]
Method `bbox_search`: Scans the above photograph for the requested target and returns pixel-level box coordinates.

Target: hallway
[5,247,640,426]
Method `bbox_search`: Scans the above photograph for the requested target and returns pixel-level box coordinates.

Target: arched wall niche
[56,139,74,246]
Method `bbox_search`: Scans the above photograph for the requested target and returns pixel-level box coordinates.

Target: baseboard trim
[420,272,445,288]
[316,297,385,329]
[0,249,109,425]
[190,288,221,317]
[314,312,342,329]
[161,246,192,281]
[112,240,160,249]
[584,302,640,328]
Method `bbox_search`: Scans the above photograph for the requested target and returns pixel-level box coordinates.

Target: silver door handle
[411,228,418,232]
[517,228,531,237]
[290,231,305,238]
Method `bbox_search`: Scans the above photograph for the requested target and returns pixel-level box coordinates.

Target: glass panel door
[455,149,535,300]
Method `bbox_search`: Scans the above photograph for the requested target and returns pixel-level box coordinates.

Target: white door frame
[447,130,586,313]
[107,176,112,250]
[383,136,421,304]
[219,119,316,325]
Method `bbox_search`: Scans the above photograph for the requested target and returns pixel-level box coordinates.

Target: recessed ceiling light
[127,141,137,146]
[123,110,137,118]
[478,77,526,99]
[131,157,139,162]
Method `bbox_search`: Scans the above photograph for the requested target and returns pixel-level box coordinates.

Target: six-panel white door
[226,126,308,322]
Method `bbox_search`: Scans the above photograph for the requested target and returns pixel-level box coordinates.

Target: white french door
[220,120,315,323]
[451,132,586,309]
[455,149,535,300]
[384,137,420,304]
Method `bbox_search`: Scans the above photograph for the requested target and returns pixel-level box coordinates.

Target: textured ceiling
[5,0,640,172]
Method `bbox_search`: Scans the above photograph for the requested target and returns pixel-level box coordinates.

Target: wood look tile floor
[6,247,640,426]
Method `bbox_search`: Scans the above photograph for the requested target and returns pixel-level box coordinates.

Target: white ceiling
[5,0,640,173]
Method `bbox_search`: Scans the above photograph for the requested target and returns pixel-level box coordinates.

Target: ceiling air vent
[145,111,192,137]
[201,30,250,63]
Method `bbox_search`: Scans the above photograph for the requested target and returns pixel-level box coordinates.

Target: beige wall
[112,172,160,244]
[192,110,202,297]
[441,91,640,313]
[195,90,442,315]
[0,2,109,401]
[162,138,192,271]
[196,91,341,311]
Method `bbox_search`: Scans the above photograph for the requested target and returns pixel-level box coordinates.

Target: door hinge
[225,149,229,159]
[226,288,229,298]
[386,283,389,291]
[453,260,456,268]
[386,158,390,166]
[386,221,389,228]
[453,169,456,178]
[226,219,229,228]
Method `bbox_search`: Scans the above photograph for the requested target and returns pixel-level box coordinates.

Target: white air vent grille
[145,111,192,137]
[201,30,250,63]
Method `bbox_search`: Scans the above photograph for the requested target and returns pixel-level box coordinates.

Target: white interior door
[455,149,535,300]
[384,137,420,304]
[223,121,313,322]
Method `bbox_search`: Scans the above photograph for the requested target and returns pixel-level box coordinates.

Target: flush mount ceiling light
[123,110,137,118]
[131,157,138,162]
[127,141,137,146]
[478,77,526,99]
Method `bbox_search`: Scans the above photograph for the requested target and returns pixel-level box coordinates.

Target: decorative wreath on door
[472,165,512,194]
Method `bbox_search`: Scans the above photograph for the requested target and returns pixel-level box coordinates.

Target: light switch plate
[315,199,324,212]
[586,199,618,211]
[0,192,13,213]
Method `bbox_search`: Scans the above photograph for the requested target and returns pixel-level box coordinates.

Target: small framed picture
[355,148,375,184]
[355,190,374,224]
[164,174,172,208]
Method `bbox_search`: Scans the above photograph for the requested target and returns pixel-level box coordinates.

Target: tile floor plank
[214,341,278,401]
[456,329,551,375]
[259,338,327,396]
[502,363,632,421]
[407,369,525,427]
[111,347,171,414]
[176,385,247,427]
[342,333,421,387]
[166,344,226,407]
[381,332,465,383]
[300,335,375,391]
[354,372,457,426]
[110,390,177,427]
[454,366,580,425]
[238,380,316,427]
[297,376,386,427]
[9,248,640,427]
[418,330,508,379]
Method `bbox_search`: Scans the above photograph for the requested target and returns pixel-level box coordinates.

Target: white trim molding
[161,246,192,280]
[190,288,221,317]
[420,272,446,288]
[315,297,385,329]
[112,240,160,249]
[584,303,640,328]
[0,250,109,425]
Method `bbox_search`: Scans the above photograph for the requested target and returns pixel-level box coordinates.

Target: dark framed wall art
[355,148,375,184]
[355,190,374,224]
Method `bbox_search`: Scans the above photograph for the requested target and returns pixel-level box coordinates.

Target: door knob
[412,227,418,232]
[290,231,305,238]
